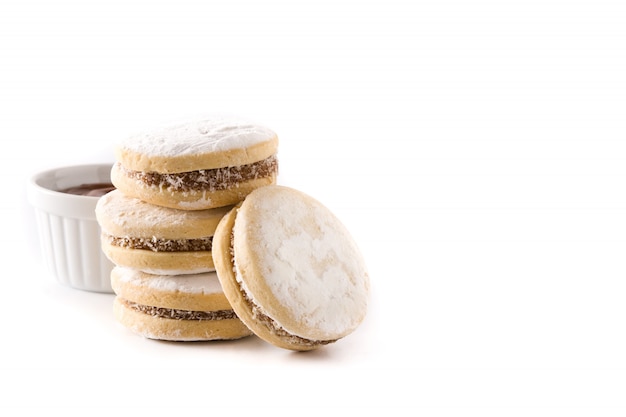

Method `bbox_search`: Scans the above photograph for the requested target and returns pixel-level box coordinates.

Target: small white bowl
[27,164,115,293]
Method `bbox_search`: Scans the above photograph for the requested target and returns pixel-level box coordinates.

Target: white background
[1,0,625,415]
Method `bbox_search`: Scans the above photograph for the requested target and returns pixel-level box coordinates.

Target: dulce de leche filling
[120,154,278,192]
[104,234,212,252]
[121,299,238,321]
[61,182,115,197]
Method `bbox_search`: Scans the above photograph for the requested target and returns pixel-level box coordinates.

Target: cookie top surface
[95,189,231,238]
[115,117,278,172]
[111,266,232,311]
[232,185,369,341]
[112,266,224,295]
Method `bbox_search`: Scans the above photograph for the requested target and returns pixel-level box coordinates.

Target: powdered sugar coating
[114,266,224,295]
[95,189,230,237]
[138,266,214,275]
[118,117,277,157]
[235,186,369,340]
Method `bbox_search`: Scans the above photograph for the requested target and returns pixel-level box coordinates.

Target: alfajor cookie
[111,266,252,341]
[213,185,370,351]
[95,189,231,275]
[110,117,278,210]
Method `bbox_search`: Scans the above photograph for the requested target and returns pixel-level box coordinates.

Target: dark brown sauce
[60,182,115,197]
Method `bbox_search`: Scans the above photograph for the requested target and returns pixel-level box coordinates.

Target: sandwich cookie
[213,185,370,351]
[111,266,252,341]
[111,117,279,210]
[95,189,231,275]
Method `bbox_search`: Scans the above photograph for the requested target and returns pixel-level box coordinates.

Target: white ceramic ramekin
[27,164,115,293]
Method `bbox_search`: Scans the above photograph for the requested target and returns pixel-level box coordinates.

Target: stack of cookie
[95,117,279,341]
[97,115,371,351]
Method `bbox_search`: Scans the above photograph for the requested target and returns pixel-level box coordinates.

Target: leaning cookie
[111,266,252,341]
[111,117,278,210]
[95,189,231,275]
[213,185,370,351]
